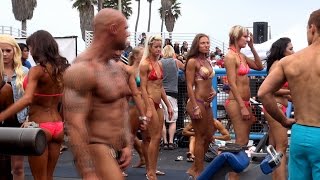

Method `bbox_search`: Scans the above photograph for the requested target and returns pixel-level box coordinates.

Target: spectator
[160,45,184,150]
[139,32,146,46]
[123,40,133,58]
[0,48,15,180]
[0,35,29,180]
[180,41,189,54]
[174,42,180,55]
[164,38,173,47]
[18,43,32,69]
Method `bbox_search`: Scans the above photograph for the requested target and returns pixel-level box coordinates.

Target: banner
[16,36,77,66]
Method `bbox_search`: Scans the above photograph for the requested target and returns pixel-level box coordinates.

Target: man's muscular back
[280,44,320,126]
[64,57,131,150]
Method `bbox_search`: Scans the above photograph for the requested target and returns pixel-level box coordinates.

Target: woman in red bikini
[264,37,293,180]
[0,30,69,180]
[185,33,216,179]
[224,25,264,180]
[139,35,173,180]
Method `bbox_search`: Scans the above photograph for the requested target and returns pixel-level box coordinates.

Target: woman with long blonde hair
[0,34,29,180]
[140,35,173,180]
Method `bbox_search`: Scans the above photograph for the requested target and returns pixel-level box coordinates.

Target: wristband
[193,106,200,111]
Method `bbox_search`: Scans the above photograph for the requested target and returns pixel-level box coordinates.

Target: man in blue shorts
[258,9,320,180]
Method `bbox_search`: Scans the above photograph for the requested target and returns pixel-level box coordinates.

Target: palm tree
[103,0,132,19]
[134,0,141,46]
[159,0,171,33]
[11,0,37,37]
[71,0,95,41]
[158,0,181,38]
[147,0,153,32]
[97,0,103,11]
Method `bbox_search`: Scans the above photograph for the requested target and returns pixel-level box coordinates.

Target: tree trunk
[98,0,103,11]
[134,0,141,46]
[80,4,94,41]
[21,20,27,37]
[147,1,152,32]
[161,18,164,35]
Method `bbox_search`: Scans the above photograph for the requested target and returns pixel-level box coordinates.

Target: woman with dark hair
[0,30,69,180]
[264,37,293,180]
[180,41,189,55]
[18,43,32,69]
[224,25,263,180]
[185,33,216,178]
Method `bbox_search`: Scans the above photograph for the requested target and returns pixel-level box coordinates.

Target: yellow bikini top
[195,58,215,81]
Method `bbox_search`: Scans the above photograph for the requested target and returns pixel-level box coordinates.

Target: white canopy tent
[242,24,308,60]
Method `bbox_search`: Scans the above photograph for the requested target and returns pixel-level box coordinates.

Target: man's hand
[281,118,296,128]
[119,146,132,170]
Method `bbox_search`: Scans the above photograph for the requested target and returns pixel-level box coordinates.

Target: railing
[211,68,268,119]
[84,31,226,53]
[0,26,27,37]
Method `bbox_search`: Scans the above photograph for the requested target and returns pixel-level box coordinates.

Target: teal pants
[289,124,320,180]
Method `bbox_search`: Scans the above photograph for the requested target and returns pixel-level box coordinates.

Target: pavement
[23,146,272,180]
[24,147,196,180]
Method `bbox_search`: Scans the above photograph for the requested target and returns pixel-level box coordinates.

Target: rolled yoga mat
[0,127,47,156]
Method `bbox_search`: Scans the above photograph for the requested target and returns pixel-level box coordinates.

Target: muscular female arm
[182,123,195,137]
[244,33,263,71]
[185,58,202,119]
[212,120,231,141]
[0,67,40,122]
[139,59,153,119]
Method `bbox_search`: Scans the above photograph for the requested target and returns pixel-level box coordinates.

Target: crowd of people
[0,7,320,180]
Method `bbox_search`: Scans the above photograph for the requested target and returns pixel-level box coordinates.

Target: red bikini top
[23,75,63,97]
[148,61,163,81]
[229,47,250,76]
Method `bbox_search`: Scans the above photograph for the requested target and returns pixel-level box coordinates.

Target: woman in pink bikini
[139,35,173,180]
[0,30,69,180]
[224,25,263,180]
[185,33,216,179]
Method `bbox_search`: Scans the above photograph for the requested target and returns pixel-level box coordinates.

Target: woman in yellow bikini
[185,33,216,178]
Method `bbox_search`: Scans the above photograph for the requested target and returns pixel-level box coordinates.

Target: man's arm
[63,64,96,178]
[258,61,295,128]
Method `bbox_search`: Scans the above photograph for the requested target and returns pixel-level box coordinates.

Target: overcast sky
[0,0,319,52]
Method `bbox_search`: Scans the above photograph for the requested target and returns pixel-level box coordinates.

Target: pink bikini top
[229,47,250,76]
[23,76,63,97]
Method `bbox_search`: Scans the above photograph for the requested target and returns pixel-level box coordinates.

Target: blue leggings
[289,124,320,180]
